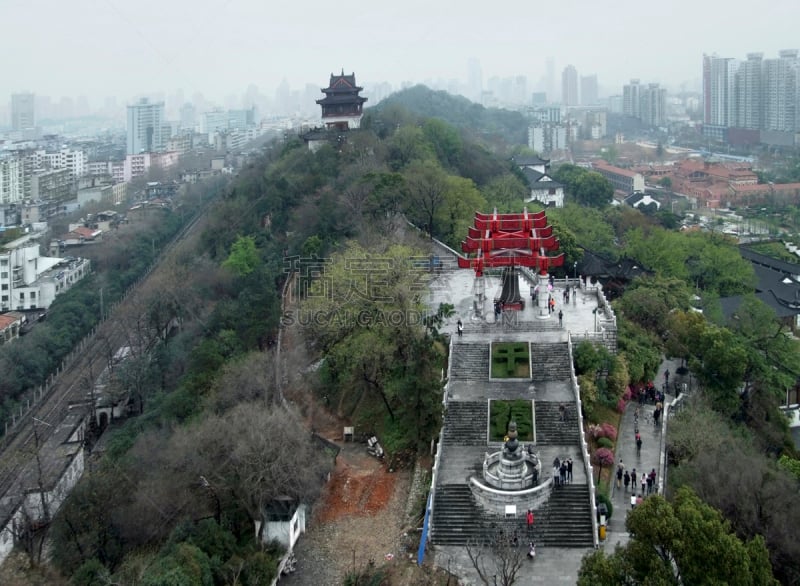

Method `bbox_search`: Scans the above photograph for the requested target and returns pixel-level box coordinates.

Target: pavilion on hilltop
[316,70,368,131]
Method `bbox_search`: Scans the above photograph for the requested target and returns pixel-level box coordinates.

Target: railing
[567,336,600,548]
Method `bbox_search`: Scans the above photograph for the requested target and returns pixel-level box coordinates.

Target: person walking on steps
[624,470,631,492]
[526,509,534,534]
[558,309,563,327]
[457,319,463,338]
[636,434,643,456]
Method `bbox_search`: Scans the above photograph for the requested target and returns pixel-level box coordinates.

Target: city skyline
[2,0,799,107]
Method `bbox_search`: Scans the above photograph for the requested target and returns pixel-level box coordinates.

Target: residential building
[527,124,568,154]
[31,168,73,203]
[734,53,764,130]
[514,155,565,207]
[562,65,579,106]
[703,54,739,127]
[640,83,667,127]
[762,50,798,132]
[591,161,645,194]
[0,312,25,345]
[33,148,87,179]
[202,109,228,134]
[126,98,166,154]
[11,93,35,131]
[580,75,598,106]
[0,158,24,204]
[623,79,641,118]
[0,242,90,311]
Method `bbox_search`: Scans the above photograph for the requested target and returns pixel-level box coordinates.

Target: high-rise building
[762,50,798,132]
[623,79,641,118]
[703,54,739,127]
[640,83,667,127]
[734,53,764,130]
[11,93,35,131]
[562,65,579,106]
[580,75,598,106]
[126,98,166,155]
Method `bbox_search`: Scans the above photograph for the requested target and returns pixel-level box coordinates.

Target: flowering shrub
[622,387,633,401]
[587,423,602,440]
[601,423,618,441]
[593,447,615,468]
[616,398,627,413]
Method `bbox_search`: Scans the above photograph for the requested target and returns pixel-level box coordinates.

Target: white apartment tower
[734,53,764,130]
[623,79,641,118]
[704,54,739,127]
[762,50,798,132]
[126,98,166,155]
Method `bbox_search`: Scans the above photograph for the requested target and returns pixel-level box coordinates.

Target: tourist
[560,461,567,485]
[457,319,463,337]
[641,473,647,495]
[636,494,644,508]
[664,369,670,386]
[526,509,534,533]
[616,462,624,488]
[631,493,637,509]
[623,470,631,492]
[567,458,573,483]
[552,457,560,486]
[649,469,657,494]
[636,434,642,456]
[558,403,566,421]
[558,309,563,327]
[527,542,536,560]
[646,473,653,495]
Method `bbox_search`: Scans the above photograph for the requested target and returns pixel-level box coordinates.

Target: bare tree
[465,527,527,586]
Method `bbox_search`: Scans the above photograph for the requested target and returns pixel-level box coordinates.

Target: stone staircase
[530,342,572,382]
[462,319,561,334]
[449,343,489,381]
[430,484,484,545]
[442,401,488,446]
[534,484,594,547]
[430,483,594,548]
[534,401,581,445]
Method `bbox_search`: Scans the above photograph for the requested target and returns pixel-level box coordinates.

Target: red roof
[0,314,21,329]
[592,161,639,178]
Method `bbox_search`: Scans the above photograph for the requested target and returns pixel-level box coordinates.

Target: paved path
[602,357,683,551]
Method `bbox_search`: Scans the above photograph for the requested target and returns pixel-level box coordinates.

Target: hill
[369,85,528,145]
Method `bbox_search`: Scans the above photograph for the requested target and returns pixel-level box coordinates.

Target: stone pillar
[537,272,550,319]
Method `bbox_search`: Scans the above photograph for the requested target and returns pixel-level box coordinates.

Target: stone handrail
[427,334,454,543]
[567,335,600,548]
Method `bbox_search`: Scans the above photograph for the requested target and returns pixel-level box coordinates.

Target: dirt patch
[315,443,398,524]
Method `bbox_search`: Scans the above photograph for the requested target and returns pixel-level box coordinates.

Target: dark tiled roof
[624,192,645,205]
[740,246,800,275]
[513,155,550,167]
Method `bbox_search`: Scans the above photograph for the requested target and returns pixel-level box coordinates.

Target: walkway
[602,357,682,551]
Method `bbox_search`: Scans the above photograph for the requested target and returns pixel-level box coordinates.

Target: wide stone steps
[449,343,489,381]
[431,483,594,548]
[462,320,562,334]
[530,342,572,382]
[431,484,485,545]
[538,484,594,547]
[442,401,488,446]
[534,401,581,445]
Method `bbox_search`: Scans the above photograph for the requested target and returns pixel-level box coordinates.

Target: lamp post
[573,261,577,282]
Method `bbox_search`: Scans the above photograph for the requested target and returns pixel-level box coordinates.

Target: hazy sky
[3,0,799,105]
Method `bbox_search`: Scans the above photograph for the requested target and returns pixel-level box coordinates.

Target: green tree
[403,159,449,236]
[578,487,778,586]
[222,235,260,277]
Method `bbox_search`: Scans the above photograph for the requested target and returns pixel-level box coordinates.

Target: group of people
[616,461,658,508]
[552,456,573,486]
